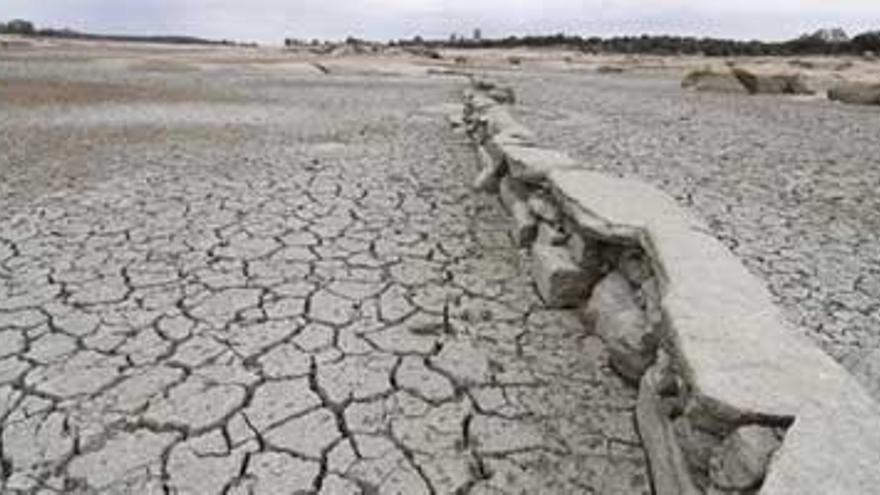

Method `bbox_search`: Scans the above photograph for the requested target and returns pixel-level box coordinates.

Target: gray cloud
[4,0,879,43]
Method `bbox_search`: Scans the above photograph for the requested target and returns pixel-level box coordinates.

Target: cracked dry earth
[0,60,647,493]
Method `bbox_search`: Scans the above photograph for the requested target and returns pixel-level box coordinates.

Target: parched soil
[0,43,649,494]
[0,77,238,106]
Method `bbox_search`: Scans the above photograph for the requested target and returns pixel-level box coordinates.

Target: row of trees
[398,30,880,57]
[0,19,36,35]
[6,17,878,56]
[0,19,249,46]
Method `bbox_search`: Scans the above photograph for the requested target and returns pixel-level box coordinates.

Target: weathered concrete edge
[549,168,880,495]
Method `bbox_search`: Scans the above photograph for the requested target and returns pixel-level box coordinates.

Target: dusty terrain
[1,37,878,494]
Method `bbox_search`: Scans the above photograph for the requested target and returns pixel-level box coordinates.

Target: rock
[500,176,537,246]
[467,116,490,143]
[472,146,502,193]
[639,277,663,328]
[709,425,782,490]
[531,245,590,308]
[673,416,722,476]
[473,165,500,193]
[464,93,495,118]
[535,222,567,246]
[828,81,880,105]
[487,86,516,104]
[618,248,652,286]
[566,232,601,270]
[527,193,561,223]
[636,355,703,495]
[549,169,872,427]
[471,77,496,91]
[498,176,528,214]
[731,68,813,95]
[509,201,537,248]
[682,69,748,94]
[582,271,656,382]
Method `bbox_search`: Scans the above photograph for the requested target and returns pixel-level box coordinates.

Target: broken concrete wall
[460,75,880,495]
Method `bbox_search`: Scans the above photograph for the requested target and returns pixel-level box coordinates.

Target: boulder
[709,425,782,490]
[828,82,880,105]
[531,245,590,308]
[582,271,656,382]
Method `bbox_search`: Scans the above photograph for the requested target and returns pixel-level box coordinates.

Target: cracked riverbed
[0,55,648,494]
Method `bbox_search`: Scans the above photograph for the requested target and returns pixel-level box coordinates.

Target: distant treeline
[0,19,252,47]
[397,31,880,57]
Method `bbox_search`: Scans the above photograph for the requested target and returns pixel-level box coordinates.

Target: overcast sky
[4,0,880,44]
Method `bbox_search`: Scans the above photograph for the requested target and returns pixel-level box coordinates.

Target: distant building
[473,28,482,42]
